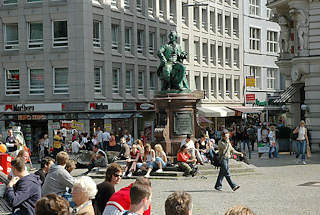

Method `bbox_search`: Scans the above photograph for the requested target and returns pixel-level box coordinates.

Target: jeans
[215,158,237,189]
[241,140,251,159]
[269,145,278,158]
[296,140,306,161]
[153,157,166,169]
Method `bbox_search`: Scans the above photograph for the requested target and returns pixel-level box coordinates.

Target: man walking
[102,129,111,151]
[215,129,243,192]
[5,157,42,215]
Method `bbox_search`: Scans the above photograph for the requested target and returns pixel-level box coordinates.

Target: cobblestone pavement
[88,147,320,215]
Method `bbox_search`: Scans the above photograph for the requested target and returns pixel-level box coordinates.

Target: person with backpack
[215,129,243,192]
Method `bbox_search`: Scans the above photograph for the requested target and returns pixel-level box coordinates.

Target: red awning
[199,116,214,124]
[227,106,261,114]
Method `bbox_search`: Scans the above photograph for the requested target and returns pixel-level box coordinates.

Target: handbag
[307,144,312,158]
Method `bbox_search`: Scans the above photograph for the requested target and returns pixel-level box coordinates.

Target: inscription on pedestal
[173,112,193,135]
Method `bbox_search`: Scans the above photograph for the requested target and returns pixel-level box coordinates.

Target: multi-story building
[242,0,282,123]
[267,0,320,144]
[0,0,243,146]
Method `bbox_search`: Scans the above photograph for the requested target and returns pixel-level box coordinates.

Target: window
[233,17,239,38]
[267,68,276,89]
[53,21,68,47]
[210,75,216,97]
[125,27,132,52]
[169,0,175,22]
[233,47,239,68]
[27,0,42,2]
[267,8,274,20]
[125,69,132,94]
[93,20,101,48]
[28,22,43,49]
[218,45,223,67]
[148,0,154,17]
[225,15,231,36]
[94,67,102,94]
[111,0,118,9]
[112,68,120,94]
[53,68,68,94]
[234,76,240,97]
[137,30,145,54]
[203,76,209,98]
[4,0,17,5]
[233,0,238,7]
[194,41,200,62]
[124,0,130,10]
[210,11,215,33]
[138,70,145,95]
[226,77,231,97]
[249,0,260,16]
[202,9,207,30]
[137,0,143,14]
[218,76,223,97]
[182,3,188,25]
[149,32,155,55]
[217,13,223,34]
[267,31,278,53]
[249,27,260,51]
[193,7,199,27]
[4,23,19,50]
[5,69,19,95]
[111,24,120,50]
[194,76,200,90]
[29,69,44,95]
[150,71,156,90]
[202,43,208,64]
[225,46,231,67]
[249,66,261,89]
[182,38,189,56]
[160,33,167,45]
[210,43,216,65]
[159,1,165,19]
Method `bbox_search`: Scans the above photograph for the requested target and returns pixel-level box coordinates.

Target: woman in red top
[177,145,197,177]
[123,144,142,177]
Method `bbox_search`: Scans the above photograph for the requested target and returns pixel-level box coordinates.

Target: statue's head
[168,31,178,42]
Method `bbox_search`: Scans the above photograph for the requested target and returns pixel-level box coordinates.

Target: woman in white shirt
[268,126,278,158]
[293,120,309,164]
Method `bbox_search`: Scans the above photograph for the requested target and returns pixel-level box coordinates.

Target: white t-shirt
[72,141,81,153]
[102,132,111,142]
[96,131,103,143]
[180,139,195,149]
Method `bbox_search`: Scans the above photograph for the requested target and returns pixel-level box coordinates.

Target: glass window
[234,76,240,97]
[4,0,17,5]
[203,76,209,98]
[137,30,145,54]
[148,0,154,17]
[210,11,215,32]
[218,45,223,66]
[29,69,44,95]
[249,66,261,89]
[182,3,188,25]
[226,77,231,97]
[225,46,231,67]
[150,71,156,90]
[210,75,216,97]
[53,68,68,94]
[160,33,167,45]
[233,17,239,38]
[202,43,208,64]
[169,0,175,22]
[194,41,200,62]
[233,48,239,68]
[193,7,199,27]
[125,27,132,52]
[112,68,120,94]
[218,76,223,97]
[194,76,200,90]
[5,69,19,95]
[249,27,260,51]
[124,0,130,10]
[28,22,43,49]
[94,67,102,94]
[138,70,145,95]
[267,68,276,89]
[267,31,278,53]
[217,13,223,34]
[53,21,68,47]
[111,24,120,50]
[93,21,101,48]
[27,0,42,2]
[4,23,19,50]
[111,0,118,9]
[149,32,155,55]
[225,15,231,36]
[249,0,260,16]
[159,0,165,19]
[137,0,143,14]
[125,69,132,94]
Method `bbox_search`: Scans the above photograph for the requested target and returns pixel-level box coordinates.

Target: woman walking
[293,120,309,165]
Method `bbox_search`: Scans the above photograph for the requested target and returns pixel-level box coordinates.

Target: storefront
[136,103,156,142]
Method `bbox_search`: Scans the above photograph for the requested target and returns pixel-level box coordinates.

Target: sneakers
[127,172,133,177]
[233,185,240,191]
[156,169,163,173]
[302,160,307,165]
[145,174,150,178]
[214,186,222,191]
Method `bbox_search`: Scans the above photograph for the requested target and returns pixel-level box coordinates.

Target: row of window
[191,74,241,99]
[248,66,277,90]
[249,27,278,53]
[3,21,67,50]
[3,0,46,5]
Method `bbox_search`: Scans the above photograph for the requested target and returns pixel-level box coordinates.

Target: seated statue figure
[157,31,190,92]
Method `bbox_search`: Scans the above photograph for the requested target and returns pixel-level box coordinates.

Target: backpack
[210,150,221,168]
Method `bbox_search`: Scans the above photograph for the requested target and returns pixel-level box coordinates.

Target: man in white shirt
[102,129,111,151]
[72,138,82,154]
[96,127,103,150]
[180,134,203,165]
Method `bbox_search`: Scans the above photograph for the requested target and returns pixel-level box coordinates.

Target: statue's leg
[161,64,172,91]
[172,63,189,90]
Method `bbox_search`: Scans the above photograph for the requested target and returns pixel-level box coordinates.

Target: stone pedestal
[153,93,200,156]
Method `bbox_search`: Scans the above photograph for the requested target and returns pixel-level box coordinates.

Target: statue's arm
[158,46,167,65]
[177,45,187,59]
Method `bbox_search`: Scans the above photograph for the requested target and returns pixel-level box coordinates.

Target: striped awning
[273,83,304,104]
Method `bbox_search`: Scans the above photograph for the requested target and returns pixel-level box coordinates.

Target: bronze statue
[157,31,190,92]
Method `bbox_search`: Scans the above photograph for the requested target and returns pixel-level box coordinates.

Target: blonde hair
[300,120,305,126]
[225,205,255,215]
[154,144,163,153]
[136,139,143,146]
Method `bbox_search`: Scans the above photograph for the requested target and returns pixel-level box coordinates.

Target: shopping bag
[307,144,312,158]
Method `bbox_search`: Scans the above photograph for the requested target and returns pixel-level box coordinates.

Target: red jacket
[177,152,190,163]
[106,183,151,215]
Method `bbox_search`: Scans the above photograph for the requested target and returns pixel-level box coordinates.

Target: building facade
[0,0,243,147]
[243,0,282,123]
[268,0,320,144]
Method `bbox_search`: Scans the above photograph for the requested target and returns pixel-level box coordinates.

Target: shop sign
[72,121,84,131]
[255,99,267,106]
[136,103,155,111]
[246,94,256,104]
[18,114,47,120]
[89,103,123,111]
[246,76,255,87]
[62,103,86,111]
[50,122,60,130]
[104,123,112,132]
[2,103,61,112]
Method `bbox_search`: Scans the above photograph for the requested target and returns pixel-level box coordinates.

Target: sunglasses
[113,173,122,178]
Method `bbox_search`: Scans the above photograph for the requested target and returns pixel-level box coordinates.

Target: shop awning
[198,116,214,124]
[197,107,235,117]
[227,106,261,114]
[273,83,304,104]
